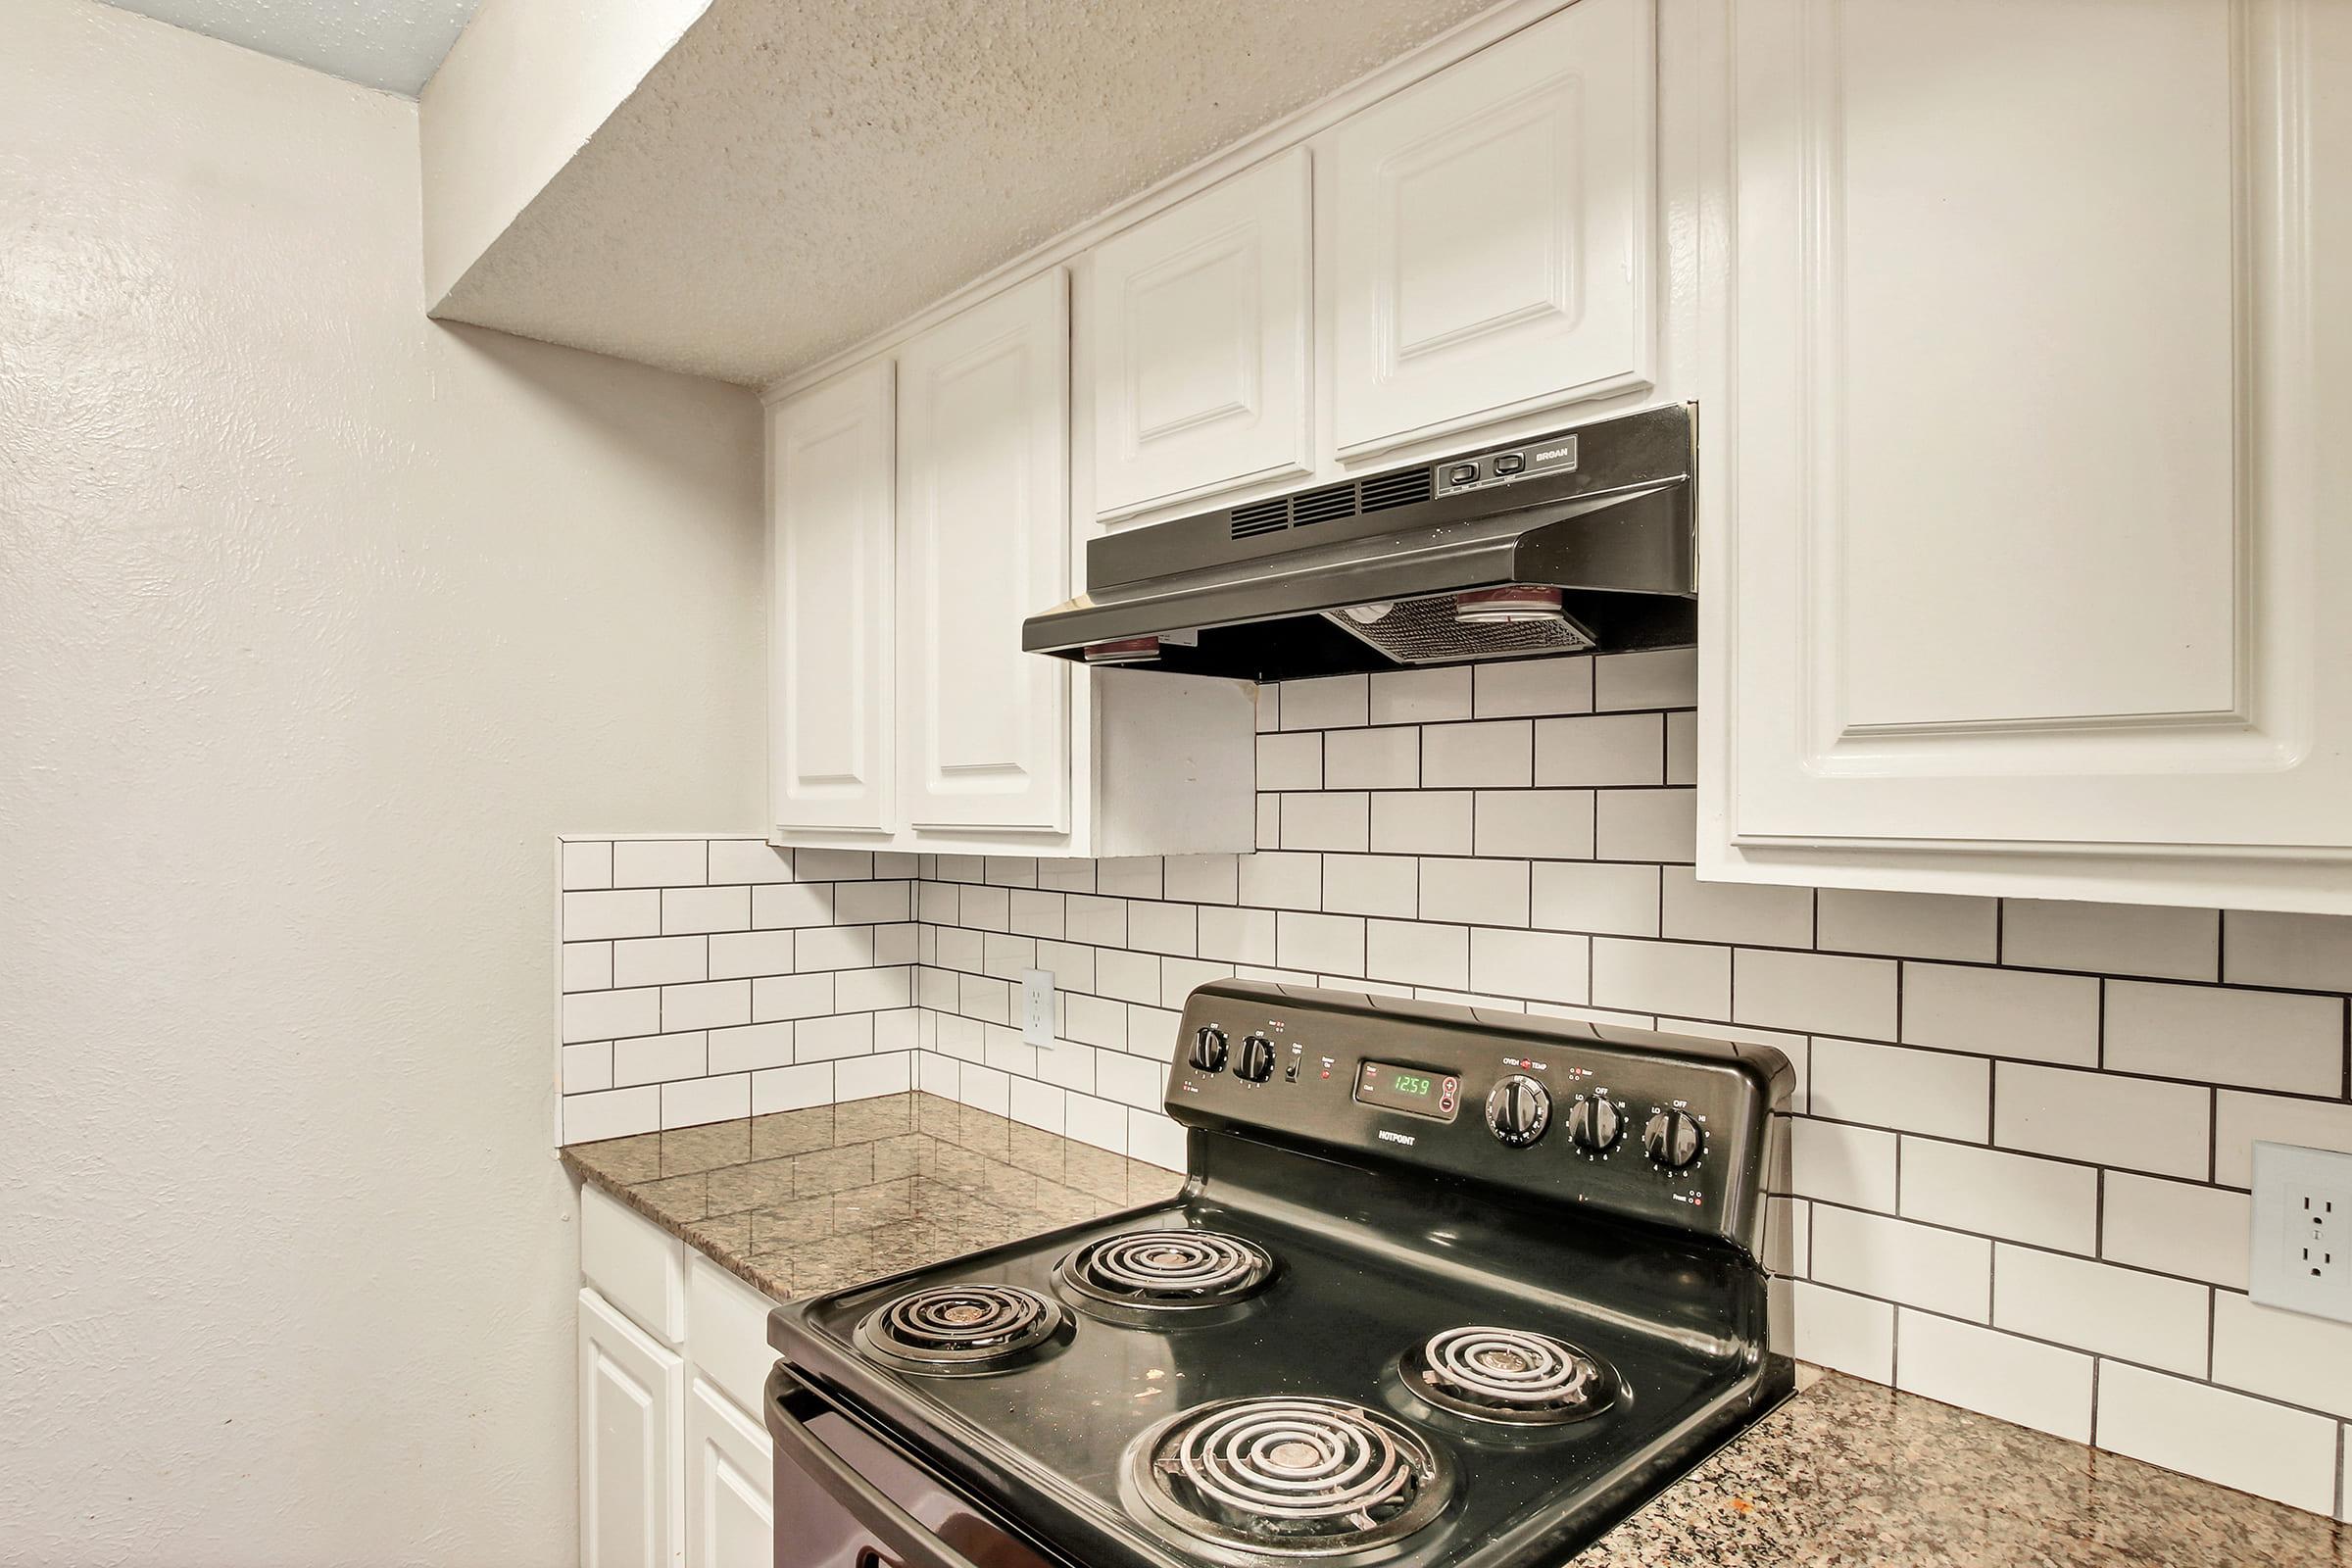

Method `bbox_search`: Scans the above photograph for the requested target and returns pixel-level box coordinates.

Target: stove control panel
[1166,979,1791,1254]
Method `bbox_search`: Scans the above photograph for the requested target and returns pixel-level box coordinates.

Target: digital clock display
[1353,1060,1460,1122]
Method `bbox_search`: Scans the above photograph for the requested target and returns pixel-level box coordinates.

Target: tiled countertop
[562,1093,2349,1565]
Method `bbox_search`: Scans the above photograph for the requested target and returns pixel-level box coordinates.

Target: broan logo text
[1533,444,1578,464]
[1378,1129,1416,1146]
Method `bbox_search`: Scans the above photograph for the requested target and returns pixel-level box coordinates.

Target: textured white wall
[0,3,764,1563]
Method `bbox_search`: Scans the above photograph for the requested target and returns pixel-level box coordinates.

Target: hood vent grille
[1225,467,1436,541]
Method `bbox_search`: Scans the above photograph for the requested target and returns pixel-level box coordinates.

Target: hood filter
[1327,595,1594,665]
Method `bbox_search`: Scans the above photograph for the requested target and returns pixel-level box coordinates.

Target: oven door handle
[766,1362,994,1568]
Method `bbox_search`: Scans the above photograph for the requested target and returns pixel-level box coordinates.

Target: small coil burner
[1401,1327,1618,1426]
[1056,1229,1276,1318]
[853,1285,1069,1375]
[1129,1396,1453,1557]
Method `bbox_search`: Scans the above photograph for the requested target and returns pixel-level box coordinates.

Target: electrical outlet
[1020,968,1055,1049]
[2250,1142,2352,1324]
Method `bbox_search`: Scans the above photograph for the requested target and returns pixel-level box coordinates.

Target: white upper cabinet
[768,360,895,835]
[1705,0,2352,913]
[1088,148,1314,519]
[1322,0,1656,462]
[897,270,1073,834]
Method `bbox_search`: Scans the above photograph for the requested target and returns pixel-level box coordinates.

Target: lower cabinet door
[579,1288,686,1568]
[686,1379,775,1568]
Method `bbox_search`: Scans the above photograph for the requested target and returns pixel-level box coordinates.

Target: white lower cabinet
[579,1288,687,1568]
[578,1200,780,1568]
[686,1379,774,1568]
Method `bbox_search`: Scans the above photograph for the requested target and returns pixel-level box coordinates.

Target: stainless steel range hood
[1022,404,1696,682]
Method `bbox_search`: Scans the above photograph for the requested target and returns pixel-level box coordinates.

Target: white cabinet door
[580,1288,686,1568]
[769,359,895,834]
[1323,0,1656,461]
[897,270,1071,833]
[1708,0,2352,912]
[1090,148,1313,518]
[684,1379,772,1568]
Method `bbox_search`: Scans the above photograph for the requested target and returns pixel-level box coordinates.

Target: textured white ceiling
[97,0,481,94]
[431,0,1494,386]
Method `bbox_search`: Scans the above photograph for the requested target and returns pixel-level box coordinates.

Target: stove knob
[1485,1075,1551,1148]
[1642,1107,1704,1171]
[1189,1026,1229,1074]
[1566,1093,1624,1153]
[1235,1034,1276,1083]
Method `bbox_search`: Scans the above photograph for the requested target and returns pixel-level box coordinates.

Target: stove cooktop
[771,981,1794,1568]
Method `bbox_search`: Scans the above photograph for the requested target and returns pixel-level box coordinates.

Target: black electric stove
[766,980,1793,1568]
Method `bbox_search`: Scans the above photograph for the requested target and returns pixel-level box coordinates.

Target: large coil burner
[1128,1396,1453,1558]
[1401,1327,1618,1426]
[1055,1229,1276,1320]
[853,1285,1070,1376]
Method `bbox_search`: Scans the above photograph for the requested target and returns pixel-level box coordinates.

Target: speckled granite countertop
[560,1092,1182,1300]
[564,1093,2349,1566]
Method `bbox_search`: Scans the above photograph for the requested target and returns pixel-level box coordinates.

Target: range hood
[1022,404,1696,682]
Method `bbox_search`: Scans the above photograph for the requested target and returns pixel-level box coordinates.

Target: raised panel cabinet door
[684,1379,772,1568]
[579,1288,686,1568]
[1324,0,1656,461]
[1710,0,2352,912]
[897,269,1072,833]
[1090,147,1313,518]
[770,359,895,834]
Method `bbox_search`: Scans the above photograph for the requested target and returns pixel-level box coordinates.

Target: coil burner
[1402,1327,1618,1426]
[853,1285,1069,1375]
[1056,1230,1276,1318]
[1129,1396,1454,1558]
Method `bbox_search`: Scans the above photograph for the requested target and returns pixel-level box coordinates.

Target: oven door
[765,1363,1064,1568]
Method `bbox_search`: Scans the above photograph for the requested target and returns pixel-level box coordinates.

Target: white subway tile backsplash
[2096,1363,2338,1515]
[2223,910,2352,993]
[1809,1038,1988,1142]
[1371,790,1474,856]
[1734,951,1898,1041]
[1533,713,1663,787]
[1816,889,1998,962]
[1896,1309,2093,1444]
[2003,899,2219,982]
[1997,1063,2209,1180]
[2101,1173,2250,1290]
[1529,861,1659,938]
[1278,674,1368,730]
[1659,867,1811,950]
[566,672,2352,1520]
[1472,790,1594,860]
[1256,730,1324,792]
[562,840,613,891]
[564,987,662,1045]
[564,889,662,941]
[662,979,750,1033]
[1422,721,1533,789]
[2211,1290,2352,1420]
[1900,962,2099,1067]
[1324,727,1420,790]
[613,935,710,989]
[1897,1139,2097,1254]
[1592,937,1729,1020]
[1593,789,1695,863]
[1372,666,1473,724]
[1472,658,1592,718]
[662,885,749,935]
[706,839,795,885]
[2105,980,2344,1096]
[1811,1207,1991,1320]
[1993,1246,2210,1376]
[1281,792,1371,853]
[612,838,706,888]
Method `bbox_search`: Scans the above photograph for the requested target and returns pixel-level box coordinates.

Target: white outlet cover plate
[2250,1141,2352,1325]
[1020,968,1054,1049]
